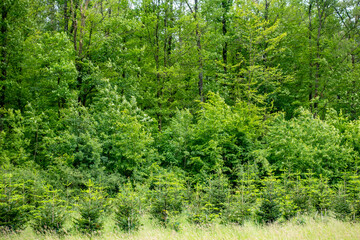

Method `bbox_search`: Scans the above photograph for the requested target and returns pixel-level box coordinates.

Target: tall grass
[1,216,360,240]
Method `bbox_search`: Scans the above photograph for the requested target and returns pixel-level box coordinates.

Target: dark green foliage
[114,181,141,232]
[333,195,352,221]
[257,198,281,224]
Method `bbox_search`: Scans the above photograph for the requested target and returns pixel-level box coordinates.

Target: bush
[260,110,356,179]
[221,200,252,225]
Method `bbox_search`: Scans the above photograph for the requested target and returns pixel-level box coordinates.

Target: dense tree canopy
[1,0,360,233]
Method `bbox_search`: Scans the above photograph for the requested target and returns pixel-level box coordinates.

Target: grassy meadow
[2,215,360,240]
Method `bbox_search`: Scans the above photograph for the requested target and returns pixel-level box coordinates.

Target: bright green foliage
[44,101,102,171]
[260,109,356,179]
[32,184,66,234]
[276,171,301,220]
[0,171,31,231]
[192,93,263,177]
[2,0,360,233]
[221,193,252,225]
[74,180,108,234]
[159,92,263,179]
[149,166,184,227]
[202,174,230,214]
[22,32,77,112]
[114,181,141,233]
[157,109,194,169]
[91,81,155,177]
[227,0,288,105]
[306,174,334,215]
[0,109,30,166]
[340,174,360,220]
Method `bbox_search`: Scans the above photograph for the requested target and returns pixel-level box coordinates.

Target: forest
[1,0,360,237]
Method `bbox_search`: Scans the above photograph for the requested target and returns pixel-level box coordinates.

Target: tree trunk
[64,0,69,33]
[221,0,228,73]
[0,4,8,108]
[195,0,204,102]
[308,2,313,110]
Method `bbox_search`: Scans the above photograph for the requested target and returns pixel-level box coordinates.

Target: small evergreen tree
[149,166,184,228]
[32,184,66,234]
[74,180,108,234]
[0,171,31,232]
[114,181,141,232]
[256,175,281,224]
[189,174,230,225]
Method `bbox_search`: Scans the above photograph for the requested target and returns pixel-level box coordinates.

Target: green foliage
[74,180,108,234]
[22,32,77,111]
[32,184,66,234]
[114,181,141,233]
[159,93,263,180]
[221,193,252,225]
[257,198,281,224]
[188,183,219,225]
[91,81,155,177]
[339,174,360,220]
[0,170,31,232]
[149,166,184,227]
[260,109,356,179]
[2,0,360,233]
[256,175,281,224]
[0,109,30,166]
[221,165,259,225]
[188,174,230,225]
[333,194,352,221]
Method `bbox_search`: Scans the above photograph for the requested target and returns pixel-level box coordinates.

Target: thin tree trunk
[0,4,8,108]
[221,0,228,73]
[155,0,162,131]
[64,0,69,33]
[308,3,313,109]
[195,0,204,102]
